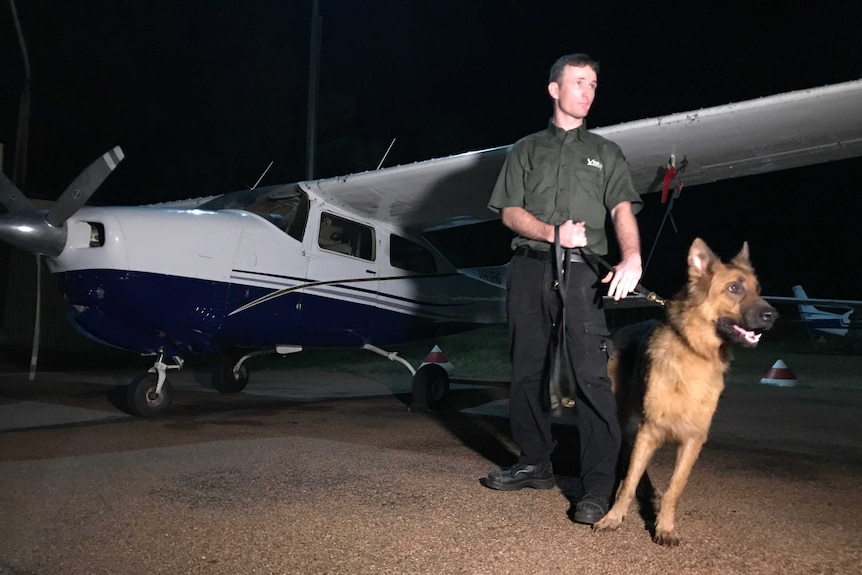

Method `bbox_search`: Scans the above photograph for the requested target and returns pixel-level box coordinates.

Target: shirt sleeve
[487,141,527,213]
[603,143,644,216]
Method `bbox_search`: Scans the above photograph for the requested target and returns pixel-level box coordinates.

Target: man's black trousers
[506,253,621,498]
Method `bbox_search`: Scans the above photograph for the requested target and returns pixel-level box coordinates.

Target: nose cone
[0,211,67,257]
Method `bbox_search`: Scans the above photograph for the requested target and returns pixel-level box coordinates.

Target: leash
[579,246,668,307]
[548,226,578,413]
[546,229,667,415]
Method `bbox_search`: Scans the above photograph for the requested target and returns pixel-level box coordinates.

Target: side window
[318,212,375,260]
[390,234,437,273]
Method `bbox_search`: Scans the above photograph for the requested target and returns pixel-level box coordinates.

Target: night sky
[1,1,861,300]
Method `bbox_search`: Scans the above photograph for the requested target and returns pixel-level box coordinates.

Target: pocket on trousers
[581,322,613,382]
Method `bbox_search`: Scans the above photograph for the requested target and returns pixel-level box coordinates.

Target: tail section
[793,285,852,336]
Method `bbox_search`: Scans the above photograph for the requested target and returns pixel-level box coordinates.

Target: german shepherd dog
[593,238,777,545]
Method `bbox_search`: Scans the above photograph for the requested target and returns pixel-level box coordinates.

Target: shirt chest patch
[586,158,603,170]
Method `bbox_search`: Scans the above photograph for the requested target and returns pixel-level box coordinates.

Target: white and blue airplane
[2,79,862,416]
[766,285,859,337]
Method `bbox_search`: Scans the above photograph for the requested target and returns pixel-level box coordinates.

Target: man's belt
[514,246,585,263]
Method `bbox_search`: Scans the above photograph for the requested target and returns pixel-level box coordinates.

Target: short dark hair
[549,53,600,83]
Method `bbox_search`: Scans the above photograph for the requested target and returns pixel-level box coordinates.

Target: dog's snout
[759,304,779,326]
[744,301,778,330]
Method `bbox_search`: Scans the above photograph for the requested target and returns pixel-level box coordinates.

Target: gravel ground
[1,367,861,575]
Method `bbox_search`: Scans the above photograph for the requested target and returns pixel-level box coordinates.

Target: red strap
[661,165,677,203]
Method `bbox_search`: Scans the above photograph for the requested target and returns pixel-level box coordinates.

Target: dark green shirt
[488,122,642,256]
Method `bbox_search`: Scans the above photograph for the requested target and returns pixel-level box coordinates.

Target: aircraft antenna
[251,160,274,189]
[376,138,397,170]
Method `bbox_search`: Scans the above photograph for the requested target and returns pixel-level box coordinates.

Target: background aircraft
[766,285,860,338]
[2,79,861,416]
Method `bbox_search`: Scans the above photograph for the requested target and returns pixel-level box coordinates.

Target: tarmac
[1,364,861,574]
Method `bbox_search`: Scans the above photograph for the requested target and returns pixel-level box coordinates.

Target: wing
[306,146,510,231]
[597,78,862,194]
[305,79,862,231]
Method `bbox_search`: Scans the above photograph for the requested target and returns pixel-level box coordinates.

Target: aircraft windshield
[199,185,309,242]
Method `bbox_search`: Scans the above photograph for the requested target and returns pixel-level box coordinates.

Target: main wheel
[212,356,249,393]
[127,372,172,417]
[411,363,450,411]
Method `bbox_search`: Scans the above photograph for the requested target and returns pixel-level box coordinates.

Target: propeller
[0,146,125,379]
[0,146,124,257]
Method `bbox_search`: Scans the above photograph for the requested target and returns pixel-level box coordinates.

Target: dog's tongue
[733,324,762,344]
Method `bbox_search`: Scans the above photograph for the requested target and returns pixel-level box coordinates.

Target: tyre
[411,363,450,411]
[212,356,249,393]
[127,372,172,417]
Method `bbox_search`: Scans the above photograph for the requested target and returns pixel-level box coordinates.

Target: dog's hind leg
[593,427,662,533]
[653,438,705,546]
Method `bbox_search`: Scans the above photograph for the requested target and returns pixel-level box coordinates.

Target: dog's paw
[653,527,680,547]
[592,511,623,532]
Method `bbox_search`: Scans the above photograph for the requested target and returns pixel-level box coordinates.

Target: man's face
[548,64,597,121]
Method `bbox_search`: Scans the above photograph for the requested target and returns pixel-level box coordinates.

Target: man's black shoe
[572,492,609,525]
[483,461,555,491]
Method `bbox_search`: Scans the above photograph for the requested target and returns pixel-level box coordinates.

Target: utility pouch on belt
[548,225,578,416]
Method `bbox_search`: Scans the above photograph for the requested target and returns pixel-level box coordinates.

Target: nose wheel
[126,351,182,417]
[127,372,173,417]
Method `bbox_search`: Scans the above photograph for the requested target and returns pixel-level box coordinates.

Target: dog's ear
[688,237,717,279]
[731,241,753,270]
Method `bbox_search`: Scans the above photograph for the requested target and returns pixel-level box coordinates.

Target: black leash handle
[552,224,570,298]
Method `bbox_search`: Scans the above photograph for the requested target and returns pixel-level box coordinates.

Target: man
[484,53,643,525]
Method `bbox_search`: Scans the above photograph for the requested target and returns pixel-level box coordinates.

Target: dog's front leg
[653,438,704,546]
[593,427,661,532]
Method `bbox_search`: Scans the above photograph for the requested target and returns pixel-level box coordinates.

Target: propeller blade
[0,170,35,213]
[46,146,124,227]
[29,254,43,381]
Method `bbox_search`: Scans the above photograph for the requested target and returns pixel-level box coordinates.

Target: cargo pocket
[581,322,612,385]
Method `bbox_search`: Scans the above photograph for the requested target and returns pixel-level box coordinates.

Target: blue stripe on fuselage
[54,269,483,356]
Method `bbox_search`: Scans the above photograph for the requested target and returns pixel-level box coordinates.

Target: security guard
[484,53,643,525]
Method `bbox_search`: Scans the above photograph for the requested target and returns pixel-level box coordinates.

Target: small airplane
[2,78,862,416]
[766,285,859,337]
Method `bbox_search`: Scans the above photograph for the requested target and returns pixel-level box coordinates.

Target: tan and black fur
[594,238,777,545]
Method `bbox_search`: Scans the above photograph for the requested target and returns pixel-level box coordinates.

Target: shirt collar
[545,119,589,140]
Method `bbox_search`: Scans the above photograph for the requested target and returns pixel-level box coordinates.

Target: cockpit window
[319,212,375,260]
[199,185,309,242]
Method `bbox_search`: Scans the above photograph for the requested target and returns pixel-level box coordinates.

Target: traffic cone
[760,359,797,387]
[419,345,454,374]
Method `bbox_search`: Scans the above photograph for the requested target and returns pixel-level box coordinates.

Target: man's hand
[500,209,587,248]
[557,220,587,248]
[601,254,642,301]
